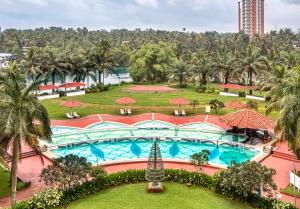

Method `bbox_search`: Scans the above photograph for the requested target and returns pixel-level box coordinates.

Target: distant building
[238,0,265,36]
[0,53,14,69]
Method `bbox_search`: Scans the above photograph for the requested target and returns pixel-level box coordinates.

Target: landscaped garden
[42,83,276,120]
[63,183,253,209]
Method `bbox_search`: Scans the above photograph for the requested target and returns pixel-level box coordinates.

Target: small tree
[209,99,225,114]
[40,154,92,189]
[190,150,210,172]
[214,161,277,201]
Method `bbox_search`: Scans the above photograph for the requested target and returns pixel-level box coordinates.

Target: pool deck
[1,114,299,208]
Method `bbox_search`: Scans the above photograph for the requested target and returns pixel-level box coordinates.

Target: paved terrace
[1,114,299,208]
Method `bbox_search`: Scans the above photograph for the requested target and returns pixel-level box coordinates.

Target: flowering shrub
[272,200,296,209]
[27,189,63,209]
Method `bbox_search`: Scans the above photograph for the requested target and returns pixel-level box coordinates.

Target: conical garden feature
[145,141,165,193]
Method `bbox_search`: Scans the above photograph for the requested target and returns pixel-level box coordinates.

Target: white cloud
[19,0,48,6]
[134,0,159,8]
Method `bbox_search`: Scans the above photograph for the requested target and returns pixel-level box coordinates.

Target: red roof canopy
[39,85,59,91]
[60,82,86,88]
[221,84,256,90]
[225,100,247,110]
[61,100,81,108]
[220,109,275,130]
[115,96,136,105]
[169,97,191,106]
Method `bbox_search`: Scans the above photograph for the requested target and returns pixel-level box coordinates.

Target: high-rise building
[238,0,265,36]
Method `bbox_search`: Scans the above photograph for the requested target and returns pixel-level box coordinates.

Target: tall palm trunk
[224,72,229,92]
[248,68,253,95]
[98,70,102,83]
[102,69,105,85]
[10,139,20,208]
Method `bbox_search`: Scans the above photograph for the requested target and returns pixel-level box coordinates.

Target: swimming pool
[48,120,260,166]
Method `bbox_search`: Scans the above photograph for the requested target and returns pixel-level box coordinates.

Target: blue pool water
[52,139,259,166]
[49,121,259,166]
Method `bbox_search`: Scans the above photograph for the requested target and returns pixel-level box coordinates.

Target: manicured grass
[0,166,26,198]
[280,184,300,198]
[64,183,253,209]
[42,84,277,120]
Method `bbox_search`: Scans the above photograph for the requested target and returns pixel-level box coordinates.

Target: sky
[0,0,300,33]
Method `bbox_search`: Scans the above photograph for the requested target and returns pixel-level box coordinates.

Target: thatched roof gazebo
[225,100,247,110]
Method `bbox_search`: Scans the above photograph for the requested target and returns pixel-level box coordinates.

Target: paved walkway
[51,113,231,129]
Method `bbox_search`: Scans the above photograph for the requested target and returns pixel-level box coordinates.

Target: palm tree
[169,60,190,87]
[266,66,300,158]
[190,50,213,88]
[239,44,267,95]
[89,40,114,84]
[42,47,68,85]
[0,62,52,207]
[20,47,42,82]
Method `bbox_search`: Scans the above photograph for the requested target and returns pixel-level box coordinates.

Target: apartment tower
[238,0,264,36]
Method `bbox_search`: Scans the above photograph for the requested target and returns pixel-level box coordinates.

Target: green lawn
[0,166,26,198]
[43,84,277,120]
[63,183,253,209]
[280,185,300,198]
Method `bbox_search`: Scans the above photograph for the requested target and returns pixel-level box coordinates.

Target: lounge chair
[120,109,126,115]
[66,113,74,119]
[127,109,132,115]
[181,109,186,116]
[73,112,80,118]
[174,110,180,116]
[205,105,211,114]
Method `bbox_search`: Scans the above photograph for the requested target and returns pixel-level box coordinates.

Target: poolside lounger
[127,109,132,115]
[73,112,80,118]
[66,113,74,119]
[120,109,126,115]
[205,105,211,114]
[175,110,180,116]
[181,109,186,116]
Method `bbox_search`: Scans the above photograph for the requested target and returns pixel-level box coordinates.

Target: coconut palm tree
[189,50,213,88]
[20,47,42,82]
[89,40,114,84]
[266,65,300,158]
[0,62,52,207]
[168,60,190,87]
[239,44,268,95]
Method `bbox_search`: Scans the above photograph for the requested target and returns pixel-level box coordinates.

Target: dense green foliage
[209,99,225,114]
[190,150,210,171]
[13,168,296,209]
[40,155,93,189]
[214,161,277,201]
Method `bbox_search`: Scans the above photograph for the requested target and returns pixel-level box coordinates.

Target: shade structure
[225,100,247,110]
[221,84,256,90]
[115,96,136,105]
[39,85,59,91]
[60,82,86,89]
[61,100,81,108]
[220,109,275,130]
[169,97,191,106]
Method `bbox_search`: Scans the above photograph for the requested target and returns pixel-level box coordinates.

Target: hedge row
[13,169,296,209]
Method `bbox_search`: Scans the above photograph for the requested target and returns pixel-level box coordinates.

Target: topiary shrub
[238,91,246,97]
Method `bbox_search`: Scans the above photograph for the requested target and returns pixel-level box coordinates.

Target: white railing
[66,91,85,97]
[220,92,239,97]
[290,171,300,191]
[246,95,265,101]
[38,94,59,100]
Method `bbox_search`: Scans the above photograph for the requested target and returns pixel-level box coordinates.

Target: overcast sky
[0,0,300,32]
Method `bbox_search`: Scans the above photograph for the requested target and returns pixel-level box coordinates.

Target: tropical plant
[190,150,210,172]
[129,42,175,82]
[27,189,63,209]
[209,99,225,114]
[214,161,277,201]
[266,66,300,158]
[239,44,267,95]
[190,50,213,88]
[40,154,92,189]
[168,60,190,87]
[0,62,52,208]
[89,40,114,84]
[20,47,42,82]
